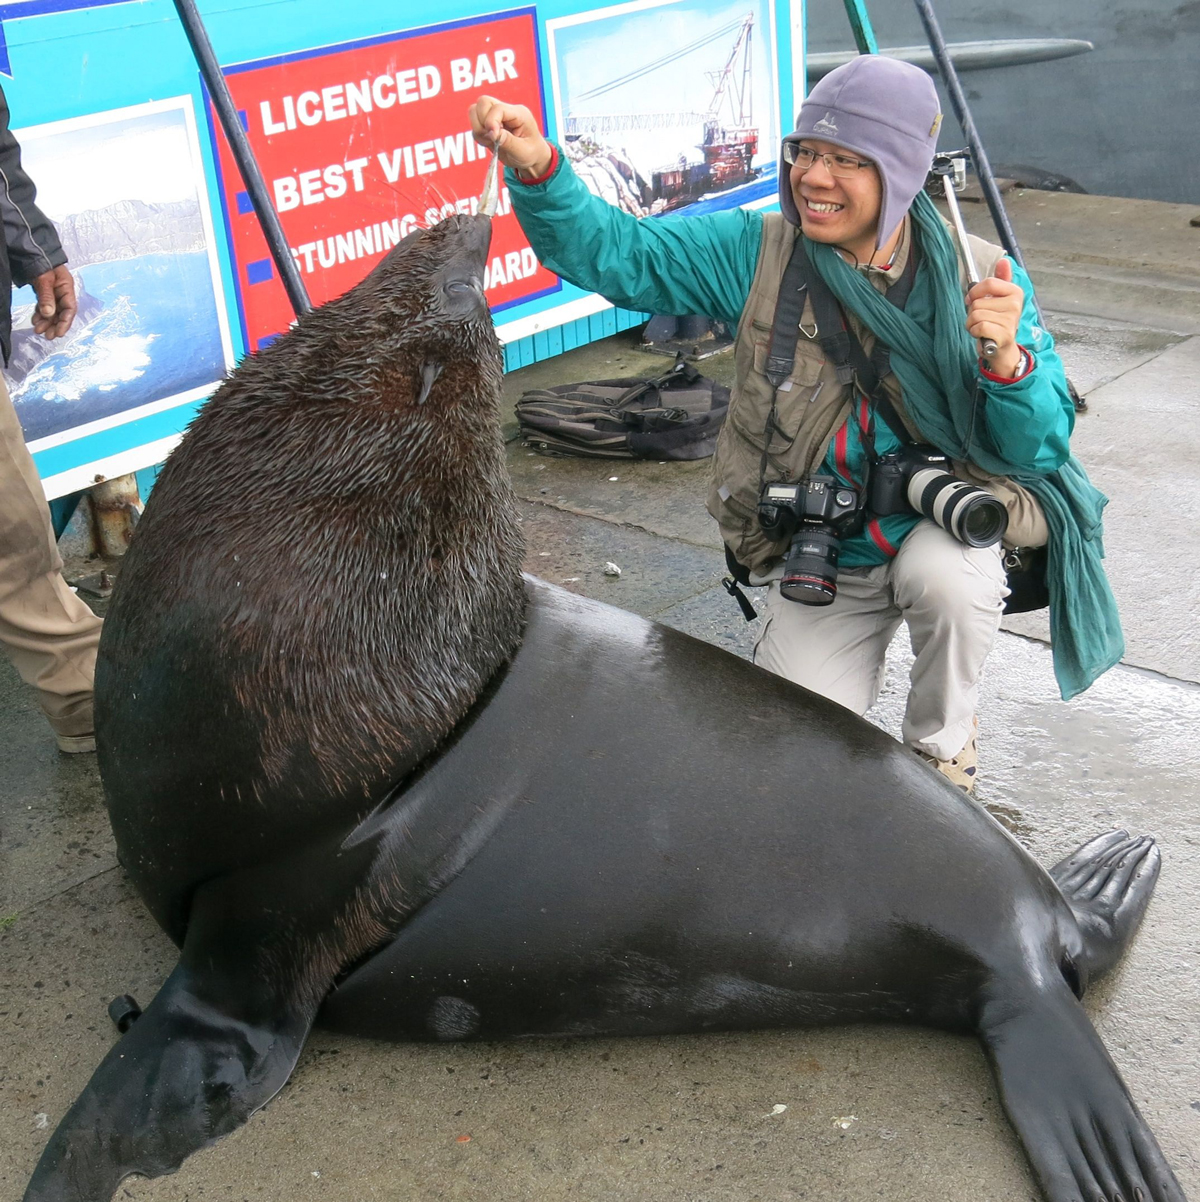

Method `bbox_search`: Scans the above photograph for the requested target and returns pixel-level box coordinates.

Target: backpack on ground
[516,354,730,461]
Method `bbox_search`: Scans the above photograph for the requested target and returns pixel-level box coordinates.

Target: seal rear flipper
[23,961,311,1202]
[1050,831,1162,983]
[980,982,1187,1202]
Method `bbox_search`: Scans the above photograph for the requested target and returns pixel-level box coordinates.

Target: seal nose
[452,212,492,277]
[443,215,493,309]
[467,212,493,258]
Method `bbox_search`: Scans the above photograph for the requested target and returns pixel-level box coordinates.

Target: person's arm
[0,86,75,338]
[470,96,761,331]
[967,259,1073,473]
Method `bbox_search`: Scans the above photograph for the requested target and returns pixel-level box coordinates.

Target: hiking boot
[54,729,96,754]
[916,717,978,794]
[47,701,97,754]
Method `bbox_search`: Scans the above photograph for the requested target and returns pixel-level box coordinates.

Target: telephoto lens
[907,469,1008,547]
[779,528,843,605]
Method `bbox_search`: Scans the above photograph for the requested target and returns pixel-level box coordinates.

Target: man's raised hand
[966,257,1025,377]
[469,96,554,180]
[30,264,77,340]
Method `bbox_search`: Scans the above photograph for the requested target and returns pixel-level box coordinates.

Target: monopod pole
[172,0,312,321]
[933,155,998,361]
[912,0,1087,409]
[912,0,1024,271]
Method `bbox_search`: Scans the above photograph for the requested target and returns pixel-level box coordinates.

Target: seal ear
[417,361,444,405]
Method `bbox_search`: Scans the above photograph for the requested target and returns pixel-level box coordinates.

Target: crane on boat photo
[563,12,760,211]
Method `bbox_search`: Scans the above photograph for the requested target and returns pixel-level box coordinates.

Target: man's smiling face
[790,138,885,262]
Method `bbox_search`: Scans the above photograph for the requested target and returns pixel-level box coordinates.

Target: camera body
[757,476,862,606]
[755,450,1009,609]
[757,477,861,541]
[868,444,949,515]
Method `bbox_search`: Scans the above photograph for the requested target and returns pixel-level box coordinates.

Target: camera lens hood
[907,468,1008,548]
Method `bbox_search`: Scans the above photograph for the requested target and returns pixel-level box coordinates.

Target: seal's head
[98,212,526,847]
[327,212,501,412]
[365,213,493,322]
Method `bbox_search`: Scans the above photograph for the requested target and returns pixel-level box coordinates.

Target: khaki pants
[0,375,102,736]
[753,520,1008,762]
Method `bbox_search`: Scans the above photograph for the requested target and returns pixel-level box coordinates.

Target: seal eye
[446,280,477,297]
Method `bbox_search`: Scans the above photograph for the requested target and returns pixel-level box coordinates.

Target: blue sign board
[2,0,802,497]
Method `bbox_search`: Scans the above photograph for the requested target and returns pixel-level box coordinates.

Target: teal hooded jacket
[506,149,1122,698]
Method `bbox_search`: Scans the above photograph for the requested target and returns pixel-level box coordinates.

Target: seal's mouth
[433,215,493,315]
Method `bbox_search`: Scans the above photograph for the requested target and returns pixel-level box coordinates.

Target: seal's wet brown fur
[96,215,524,939]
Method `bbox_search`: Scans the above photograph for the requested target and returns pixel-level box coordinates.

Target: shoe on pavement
[916,717,978,794]
[54,730,96,754]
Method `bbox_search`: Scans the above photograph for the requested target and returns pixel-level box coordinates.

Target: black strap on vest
[764,243,815,388]
[767,237,918,446]
[725,237,923,625]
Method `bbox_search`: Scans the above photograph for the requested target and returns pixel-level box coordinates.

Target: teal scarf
[806,190,1123,700]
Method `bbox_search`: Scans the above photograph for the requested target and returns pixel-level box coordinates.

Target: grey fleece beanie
[780,56,942,251]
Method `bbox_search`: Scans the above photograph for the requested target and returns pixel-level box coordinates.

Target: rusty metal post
[88,474,143,558]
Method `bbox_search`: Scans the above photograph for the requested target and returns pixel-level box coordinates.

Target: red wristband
[515,145,559,186]
[980,346,1034,384]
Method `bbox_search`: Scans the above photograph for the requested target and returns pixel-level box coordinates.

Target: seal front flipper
[1049,831,1162,983]
[980,981,1186,1202]
[21,850,347,1202]
[23,960,310,1202]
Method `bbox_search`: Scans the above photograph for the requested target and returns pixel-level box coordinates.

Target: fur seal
[24,213,1187,1202]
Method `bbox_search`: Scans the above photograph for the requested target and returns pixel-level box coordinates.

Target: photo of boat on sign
[546,0,780,219]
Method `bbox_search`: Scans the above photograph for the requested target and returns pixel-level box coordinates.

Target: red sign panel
[211,9,557,350]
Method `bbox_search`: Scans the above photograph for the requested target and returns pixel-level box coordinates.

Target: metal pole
[172,0,311,320]
[912,0,1087,409]
[911,0,1024,271]
[841,0,879,54]
[933,156,998,360]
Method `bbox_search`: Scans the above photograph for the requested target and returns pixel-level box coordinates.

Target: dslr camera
[757,476,862,606]
[869,445,1008,549]
[756,450,1009,610]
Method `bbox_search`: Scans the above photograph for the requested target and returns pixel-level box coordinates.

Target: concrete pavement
[3,186,1199,1201]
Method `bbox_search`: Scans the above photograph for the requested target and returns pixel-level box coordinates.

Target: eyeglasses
[783,142,874,177]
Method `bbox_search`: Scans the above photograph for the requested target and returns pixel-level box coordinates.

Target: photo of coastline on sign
[547,0,780,219]
[5,99,232,448]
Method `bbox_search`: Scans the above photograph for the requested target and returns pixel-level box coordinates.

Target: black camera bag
[516,354,729,461]
[1001,545,1050,614]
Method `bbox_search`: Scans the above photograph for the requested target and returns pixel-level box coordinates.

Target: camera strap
[765,241,814,388]
[768,236,918,453]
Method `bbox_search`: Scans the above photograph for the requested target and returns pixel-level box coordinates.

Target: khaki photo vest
[706,212,1048,575]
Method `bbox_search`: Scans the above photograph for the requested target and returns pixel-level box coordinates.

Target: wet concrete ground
[3,189,1200,1200]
